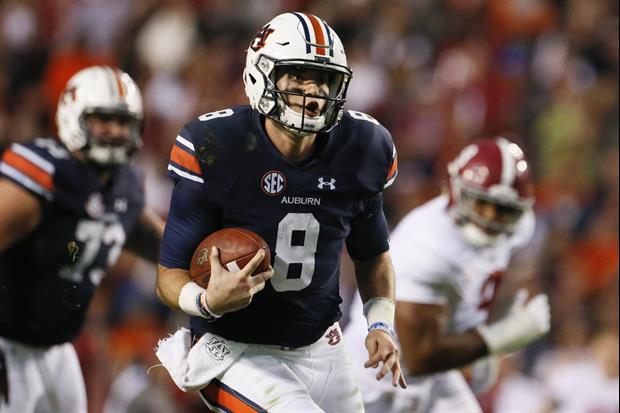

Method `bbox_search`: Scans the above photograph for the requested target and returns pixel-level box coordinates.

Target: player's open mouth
[304,101,320,117]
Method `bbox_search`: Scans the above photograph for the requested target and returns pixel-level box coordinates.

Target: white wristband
[178,282,206,318]
[363,297,395,327]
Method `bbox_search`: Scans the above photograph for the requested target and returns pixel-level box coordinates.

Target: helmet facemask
[80,107,143,167]
[450,180,531,246]
[251,56,351,137]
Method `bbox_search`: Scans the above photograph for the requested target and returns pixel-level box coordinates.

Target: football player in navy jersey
[155,12,405,413]
[0,66,164,413]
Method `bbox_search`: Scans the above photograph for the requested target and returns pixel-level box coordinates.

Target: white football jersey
[391,195,534,332]
[343,195,535,411]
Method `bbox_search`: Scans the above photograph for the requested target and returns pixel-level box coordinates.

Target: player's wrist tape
[178,282,221,320]
[363,297,395,327]
[368,321,395,339]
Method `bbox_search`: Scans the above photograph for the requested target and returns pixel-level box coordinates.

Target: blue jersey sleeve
[0,139,69,204]
[159,179,221,269]
[346,193,390,260]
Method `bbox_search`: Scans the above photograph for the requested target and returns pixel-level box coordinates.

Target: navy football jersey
[0,138,145,345]
[160,106,398,347]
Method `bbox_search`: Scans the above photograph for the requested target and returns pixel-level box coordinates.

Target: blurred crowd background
[0,0,617,412]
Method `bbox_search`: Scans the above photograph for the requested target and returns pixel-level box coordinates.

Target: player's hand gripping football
[204,247,274,315]
[364,329,407,388]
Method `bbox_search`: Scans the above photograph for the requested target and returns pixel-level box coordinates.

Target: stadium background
[0,0,617,412]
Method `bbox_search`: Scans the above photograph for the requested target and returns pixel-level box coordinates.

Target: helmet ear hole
[247,73,256,85]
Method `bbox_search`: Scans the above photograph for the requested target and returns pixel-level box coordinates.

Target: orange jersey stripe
[203,383,261,413]
[1,150,53,191]
[170,145,201,175]
[386,156,398,181]
[304,13,326,55]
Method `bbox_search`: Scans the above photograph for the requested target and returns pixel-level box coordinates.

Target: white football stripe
[0,163,52,200]
[167,164,204,183]
[384,171,398,189]
[11,144,55,174]
[497,137,516,186]
[175,135,195,152]
[225,261,241,272]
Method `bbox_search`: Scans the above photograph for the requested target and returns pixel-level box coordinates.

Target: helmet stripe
[292,13,312,54]
[320,18,334,57]
[100,66,117,99]
[496,137,516,186]
[303,13,327,56]
[113,70,126,98]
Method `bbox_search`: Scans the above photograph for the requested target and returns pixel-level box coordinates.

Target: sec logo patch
[261,170,286,196]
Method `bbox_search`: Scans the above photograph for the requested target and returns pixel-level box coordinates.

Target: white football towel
[155,327,248,392]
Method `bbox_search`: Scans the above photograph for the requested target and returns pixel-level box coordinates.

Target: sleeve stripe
[385,155,398,182]
[0,163,52,200]
[11,144,55,174]
[167,164,204,183]
[176,135,195,152]
[170,145,201,175]
[384,172,398,189]
[1,150,54,191]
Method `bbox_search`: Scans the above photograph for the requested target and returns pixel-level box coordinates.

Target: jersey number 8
[272,213,319,292]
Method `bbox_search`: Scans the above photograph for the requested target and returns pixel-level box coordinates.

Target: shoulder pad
[167,107,252,184]
[0,138,70,200]
[339,110,398,193]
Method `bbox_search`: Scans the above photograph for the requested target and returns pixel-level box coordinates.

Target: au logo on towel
[205,336,230,361]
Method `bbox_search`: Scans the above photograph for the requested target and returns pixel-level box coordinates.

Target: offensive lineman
[0,66,164,412]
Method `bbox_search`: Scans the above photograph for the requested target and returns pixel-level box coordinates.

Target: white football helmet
[243,12,352,136]
[447,137,535,246]
[56,66,143,166]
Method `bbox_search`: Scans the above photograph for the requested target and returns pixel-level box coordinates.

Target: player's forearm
[124,210,165,263]
[403,330,488,375]
[353,251,395,302]
[156,264,192,310]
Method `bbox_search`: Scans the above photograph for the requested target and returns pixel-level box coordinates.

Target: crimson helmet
[243,12,352,136]
[447,137,534,246]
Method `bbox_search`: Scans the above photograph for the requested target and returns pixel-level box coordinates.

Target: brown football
[189,228,271,288]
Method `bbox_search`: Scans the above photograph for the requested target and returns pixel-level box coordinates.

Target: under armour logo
[317,177,336,190]
[326,328,341,346]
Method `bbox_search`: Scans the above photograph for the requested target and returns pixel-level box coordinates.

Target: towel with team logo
[155,327,248,392]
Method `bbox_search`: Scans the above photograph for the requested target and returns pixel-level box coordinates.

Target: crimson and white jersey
[392,195,534,332]
[343,194,534,412]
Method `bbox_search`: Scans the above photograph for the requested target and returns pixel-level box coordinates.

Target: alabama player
[344,137,551,413]
[156,12,406,413]
[0,66,164,413]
